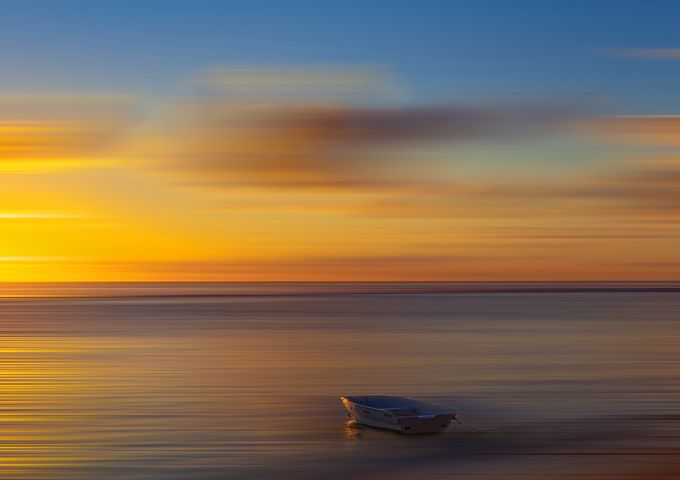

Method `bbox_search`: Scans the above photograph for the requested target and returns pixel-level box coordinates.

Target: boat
[340,395,457,434]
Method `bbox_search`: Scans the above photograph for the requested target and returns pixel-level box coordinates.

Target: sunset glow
[1,2,679,284]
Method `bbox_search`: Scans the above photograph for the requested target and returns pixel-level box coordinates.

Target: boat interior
[344,395,455,417]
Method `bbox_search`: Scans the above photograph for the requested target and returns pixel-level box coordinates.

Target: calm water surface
[2,285,680,479]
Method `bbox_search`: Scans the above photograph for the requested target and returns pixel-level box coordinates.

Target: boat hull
[341,396,456,434]
[397,414,454,434]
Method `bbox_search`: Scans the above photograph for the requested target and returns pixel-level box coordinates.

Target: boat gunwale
[340,395,457,418]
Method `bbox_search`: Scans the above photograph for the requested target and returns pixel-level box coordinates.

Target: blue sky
[2,0,680,112]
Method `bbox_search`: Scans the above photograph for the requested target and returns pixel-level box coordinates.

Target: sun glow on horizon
[0,74,679,284]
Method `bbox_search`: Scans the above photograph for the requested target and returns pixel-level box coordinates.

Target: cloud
[353,154,680,224]
[577,115,680,147]
[602,48,680,60]
[566,161,680,213]
[153,103,492,187]
[148,99,571,189]
[0,94,135,161]
[0,70,575,191]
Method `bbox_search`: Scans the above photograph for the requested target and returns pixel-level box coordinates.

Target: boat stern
[398,414,455,434]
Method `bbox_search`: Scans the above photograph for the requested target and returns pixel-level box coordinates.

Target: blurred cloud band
[0,67,678,281]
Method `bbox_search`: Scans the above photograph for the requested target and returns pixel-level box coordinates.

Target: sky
[1,0,680,282]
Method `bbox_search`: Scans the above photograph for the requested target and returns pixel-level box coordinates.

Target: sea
[2,282,680,479]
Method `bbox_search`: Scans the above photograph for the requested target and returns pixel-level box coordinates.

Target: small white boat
[341,395,457,434]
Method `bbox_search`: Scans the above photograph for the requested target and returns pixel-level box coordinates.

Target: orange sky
[1,77,679,282]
